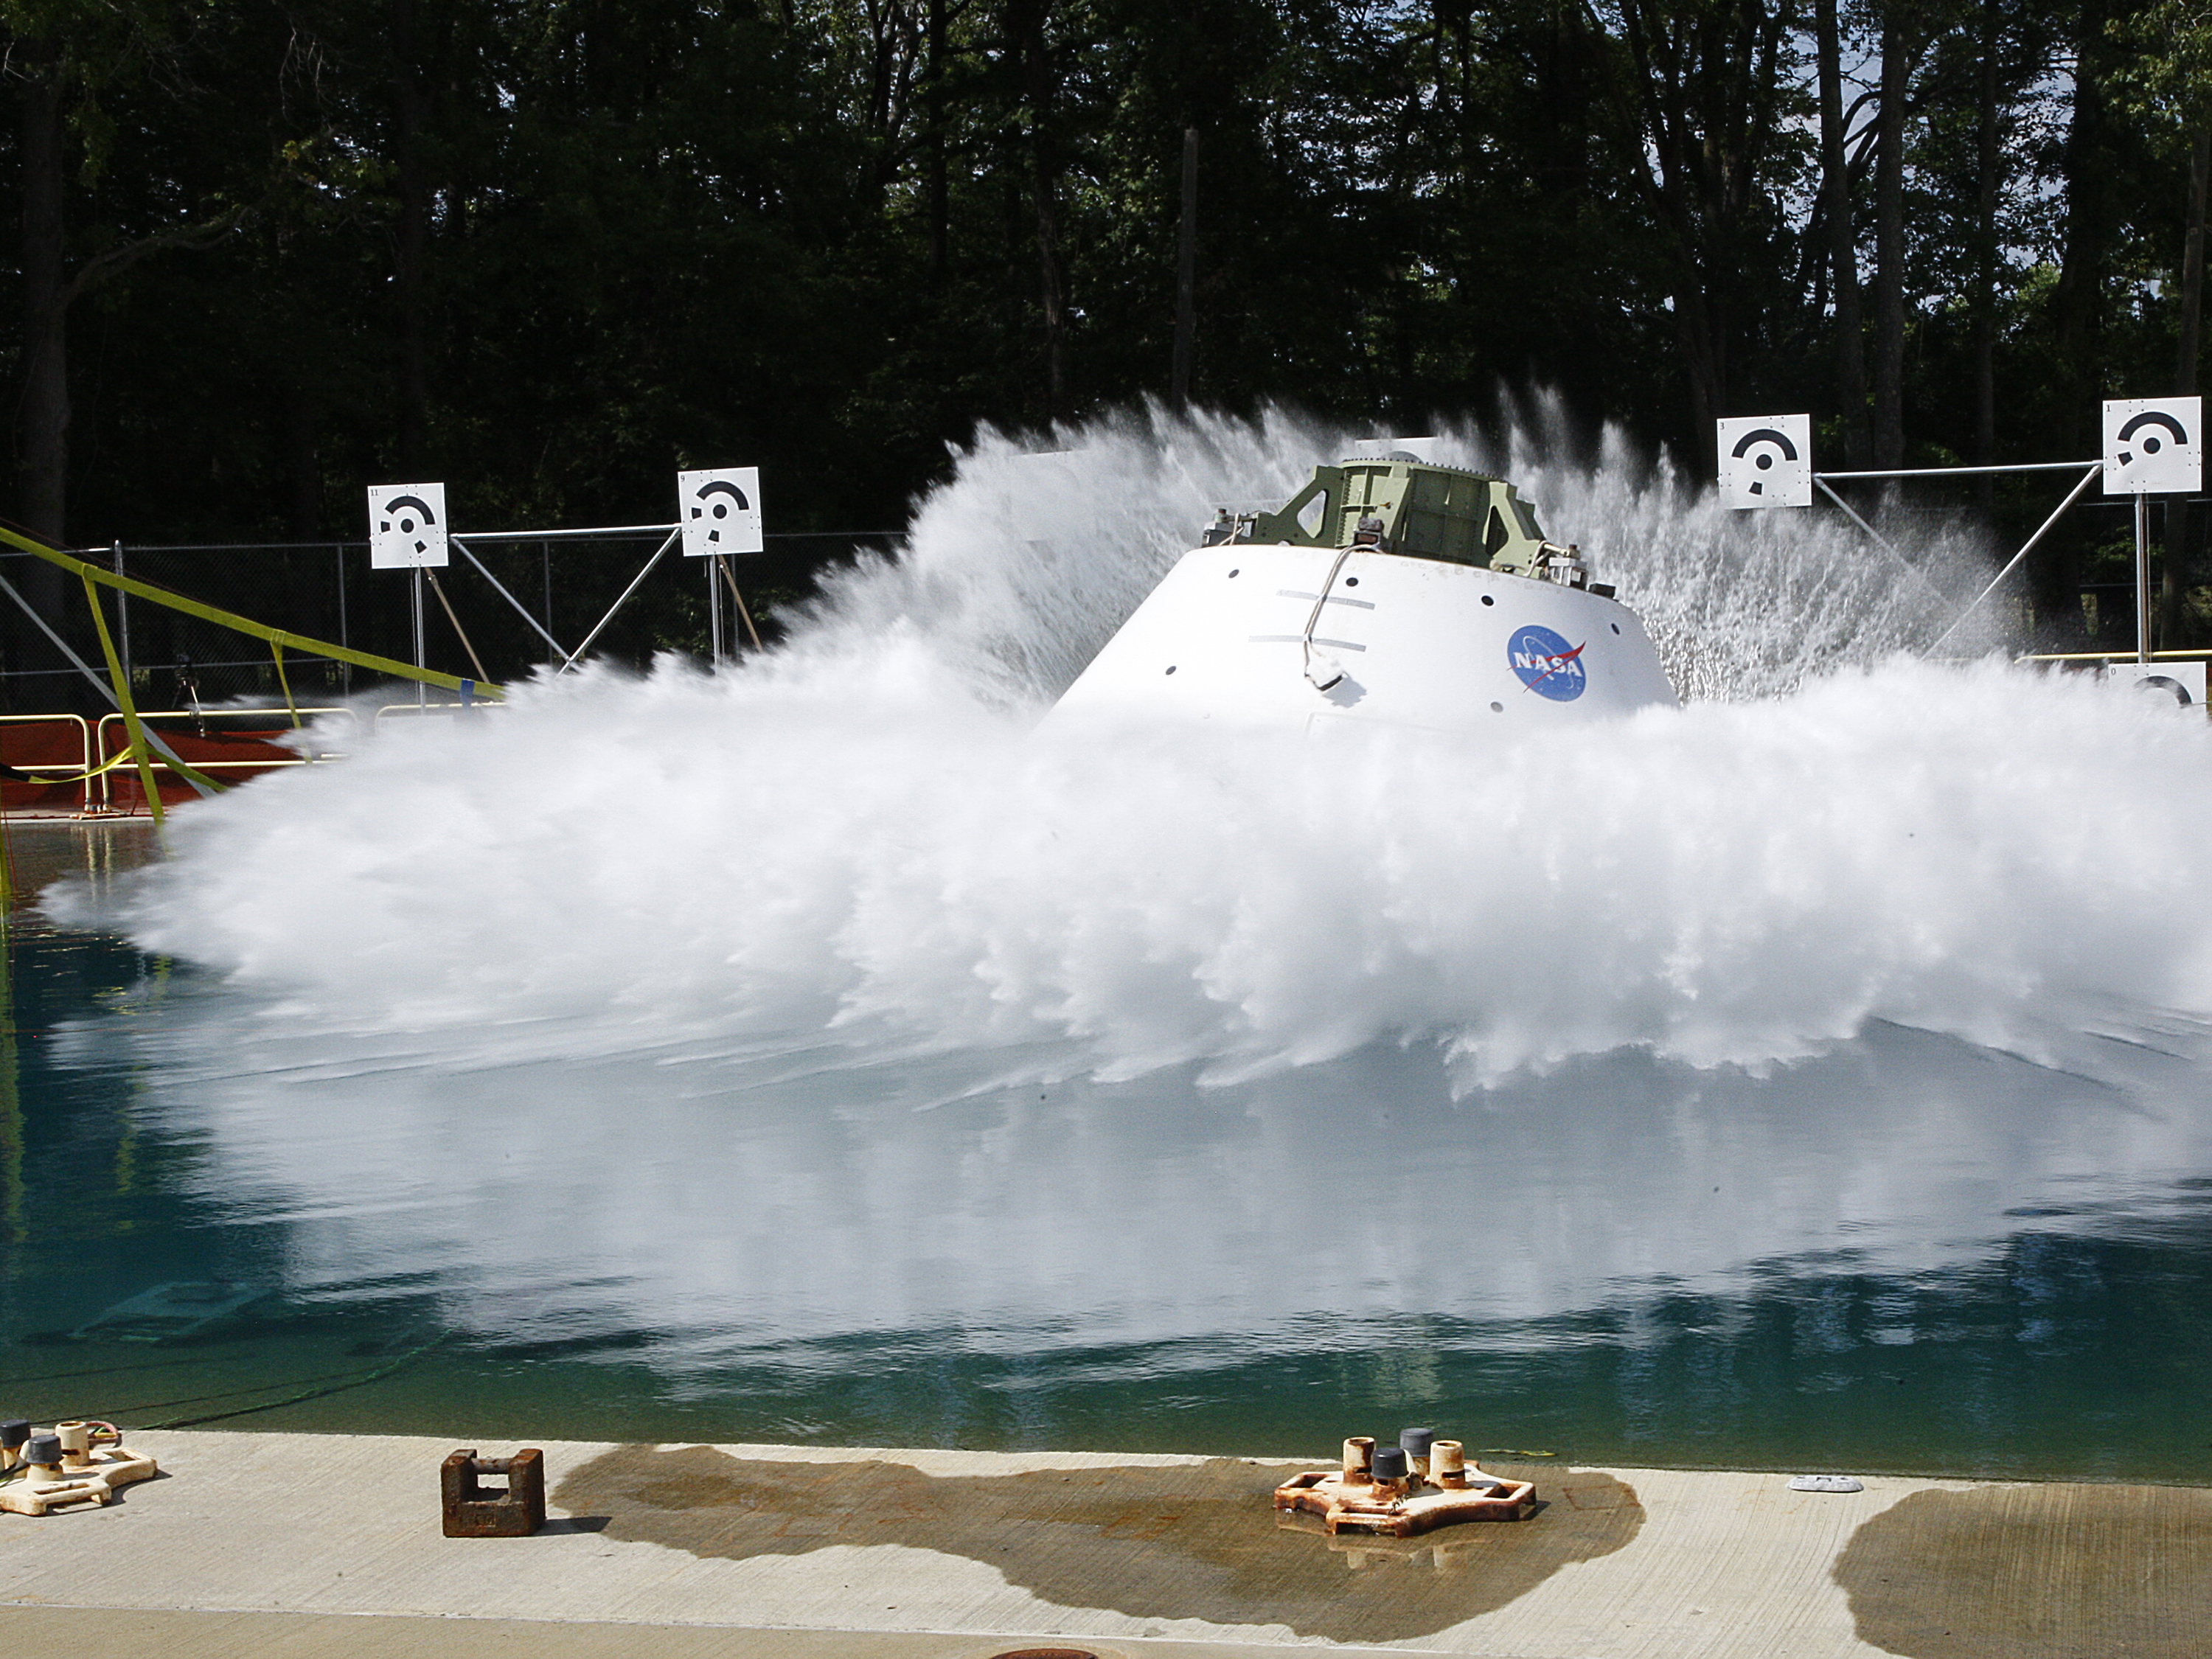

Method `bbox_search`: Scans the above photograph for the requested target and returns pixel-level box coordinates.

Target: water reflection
[90,1003,2212,1365]
[3,946,2188,1479]
[7,830,2212,1479]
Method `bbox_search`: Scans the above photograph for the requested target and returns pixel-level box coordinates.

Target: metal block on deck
[441,1447,546,1537]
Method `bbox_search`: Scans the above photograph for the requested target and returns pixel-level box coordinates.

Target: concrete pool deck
[2,1431,2206,1658]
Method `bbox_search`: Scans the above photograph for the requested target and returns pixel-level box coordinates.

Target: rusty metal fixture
[440,1447,546,1538]
[1432,1437,1470,1486]
[0,1420,157,1517]
[57,1420,95,1469]
[1399,1425,1437,1481]
[1274,1427,1537,1537]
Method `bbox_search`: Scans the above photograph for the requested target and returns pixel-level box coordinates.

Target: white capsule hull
[1050,543,1677,734]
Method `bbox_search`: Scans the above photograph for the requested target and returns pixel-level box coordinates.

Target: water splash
[49,403,2206,1085]
[796,398,2003,707]
[33,408,2212,1441]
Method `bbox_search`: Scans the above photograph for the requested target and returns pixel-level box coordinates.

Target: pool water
[4,824,2210,1484]
[13,408,2212,1487]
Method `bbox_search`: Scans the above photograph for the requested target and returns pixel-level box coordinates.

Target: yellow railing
[0,521,502,828]
[370,700,504,730]
[0,713,100,834]
[87,709,354,817]
[0,714,93,800]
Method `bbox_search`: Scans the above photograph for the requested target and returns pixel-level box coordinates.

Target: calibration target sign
[1716,414,1812,509]
[367,481,450,568]
[2103,397,2202,495]
[2108,661,2208,706]
[679,467,764,557]
[1509,624,1588,701]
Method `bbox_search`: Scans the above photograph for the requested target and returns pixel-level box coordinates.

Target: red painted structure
[0,712,321,817]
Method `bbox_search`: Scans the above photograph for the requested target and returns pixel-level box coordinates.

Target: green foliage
[2112,0,2212,142]
[0,0,2205,655]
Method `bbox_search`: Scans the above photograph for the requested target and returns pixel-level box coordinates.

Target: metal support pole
[1813,479,1905,560]
[111,543,130,686]
[335,544,352,697]
[718,556,763,650]
[558,530,680,673]
[451,522,677,542]
[424,569,490,684]
[1812,480,1951,605]
[451,539,571,661]
[1818,459,2104,479]
[1927,463,2104,654]
[411,568,428,708]
[82,574,164,827]
[2135,491,2153,662]
[707,556,723,664]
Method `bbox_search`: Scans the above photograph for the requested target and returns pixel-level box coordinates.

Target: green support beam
[80,569,172,826]
[0,524,507,700]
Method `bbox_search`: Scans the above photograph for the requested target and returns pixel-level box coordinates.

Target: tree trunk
[13,41,74,706]
[1871,10,1907,472]
[1973,0,2000,510]
[1816,0,1868,467]
[392,0,432,473]
[282,382,324,540]
[1604,0,1790,472]
[1671,270,1725,468]
[18,49,68,546]
[2047,0,2111,638]
[1012,0,1066,420]
[2160,128,2208,646]
[926,0,948,289]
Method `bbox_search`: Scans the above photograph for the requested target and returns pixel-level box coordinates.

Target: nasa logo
[1508,624,1589,701]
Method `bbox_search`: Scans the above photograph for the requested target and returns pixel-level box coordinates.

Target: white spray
[52,404,2210,1087]
[44,404,2212,1363]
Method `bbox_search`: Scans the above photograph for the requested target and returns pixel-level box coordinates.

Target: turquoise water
[13,413,2212,1486]
[5,824,2211,1484]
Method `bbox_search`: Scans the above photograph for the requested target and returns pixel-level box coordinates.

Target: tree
[1586,0,1813,458]
[4,1,248,544]
[0,0,2207,683]
[1871,4,1912,470]
[1815,0,1871,465]
[2112,0,2212,641]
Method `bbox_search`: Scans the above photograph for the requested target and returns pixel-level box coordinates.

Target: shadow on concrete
[535,1514,611,1534]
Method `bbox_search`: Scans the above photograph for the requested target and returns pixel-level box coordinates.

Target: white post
[2136,491,2152,663]
[411,568,428,707]
[707,556,723,664]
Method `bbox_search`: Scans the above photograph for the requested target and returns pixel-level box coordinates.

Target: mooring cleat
[1273,1433,1537,1538]
[0,1421,158,1517]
